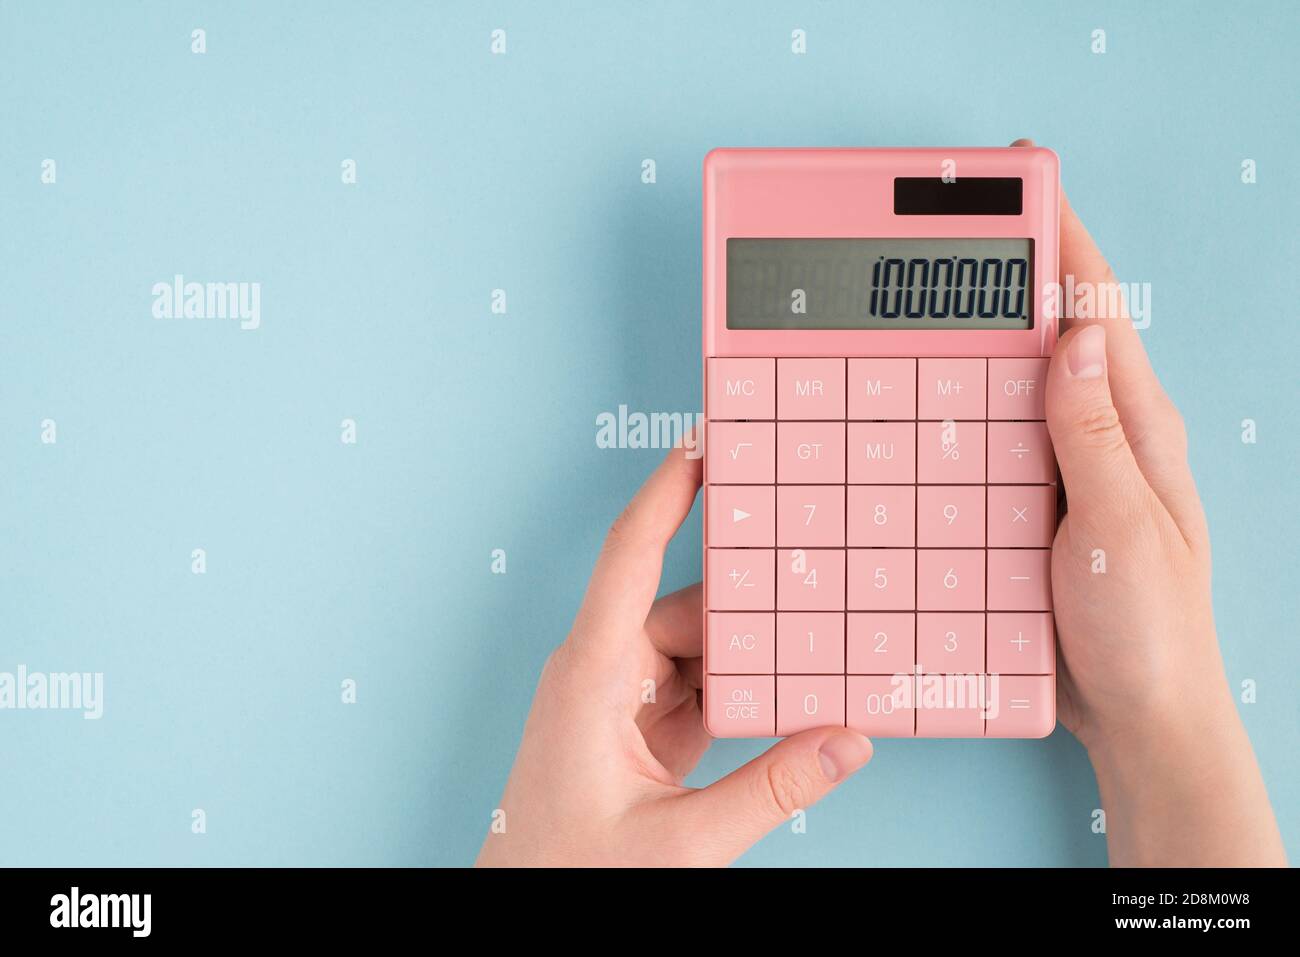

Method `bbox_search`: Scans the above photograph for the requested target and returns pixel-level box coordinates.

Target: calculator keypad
[705,356,1057,739]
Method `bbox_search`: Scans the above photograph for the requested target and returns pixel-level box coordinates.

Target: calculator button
[847,358,916,420]
[987,549,1052,611]
[777,485,845,548]
[915,675,986,738]
[708,358,775,420]
[987,485,1056,548]
[985,674,1056,738]
[847,549,916,611]
[707,612,775,674]
[707,421,775,484]
[988,357,1049,420]
[778,358,846,420]
[916,613,985,674]
[847,612,915,674]
[986,612,1055,675]
[846,675,915,737]
[916,420,985,484]
[916,485,985,547]
[777,675,846,734]
[707,485,775,548]
[706,674,775,737]
[777,421,845,484]
[917,549,986,611]
[777,548,846,612]
[846,422,916,483]
[988,421,1055,484]
[777,612,845,673]
[846,485,916,547]
[918,358,986,420]
[707,548,775,611]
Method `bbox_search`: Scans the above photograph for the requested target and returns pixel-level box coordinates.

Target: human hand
[476,444,873,867]
[1018,139,1286,865]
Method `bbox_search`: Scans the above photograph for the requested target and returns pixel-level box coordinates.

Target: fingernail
[1067,325,1106,379]
[817,731,873,783]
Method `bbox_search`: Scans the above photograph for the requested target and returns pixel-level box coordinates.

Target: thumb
[1045,324,1147,514]
[667,728,872,865]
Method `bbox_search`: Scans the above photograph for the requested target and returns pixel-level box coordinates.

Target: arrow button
[706,486,774,548]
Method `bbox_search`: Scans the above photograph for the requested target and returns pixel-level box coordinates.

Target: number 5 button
[848,550,915,611]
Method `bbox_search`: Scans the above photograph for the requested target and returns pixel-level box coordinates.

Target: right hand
[1018,139,1285,865]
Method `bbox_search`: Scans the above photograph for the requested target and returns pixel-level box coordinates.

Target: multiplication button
[987,485,1055,548]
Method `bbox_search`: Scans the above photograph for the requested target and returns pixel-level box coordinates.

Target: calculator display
[727,238,1034,331]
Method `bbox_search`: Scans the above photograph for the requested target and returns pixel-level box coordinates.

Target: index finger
[1012,139,1203,538]
[1011,138,1159,391]
[571,439,702,654]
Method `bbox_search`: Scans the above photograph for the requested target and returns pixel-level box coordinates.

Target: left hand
[476,443,874,867]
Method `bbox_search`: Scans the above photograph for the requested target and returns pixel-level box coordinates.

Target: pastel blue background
[1,0,1295,867]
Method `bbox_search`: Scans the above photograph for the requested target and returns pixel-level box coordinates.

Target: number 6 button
[917,550,985,611]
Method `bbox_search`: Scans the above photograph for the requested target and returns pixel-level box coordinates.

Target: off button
[988,358,1049,420]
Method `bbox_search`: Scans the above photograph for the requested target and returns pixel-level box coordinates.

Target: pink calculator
[702,147,1060,739]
